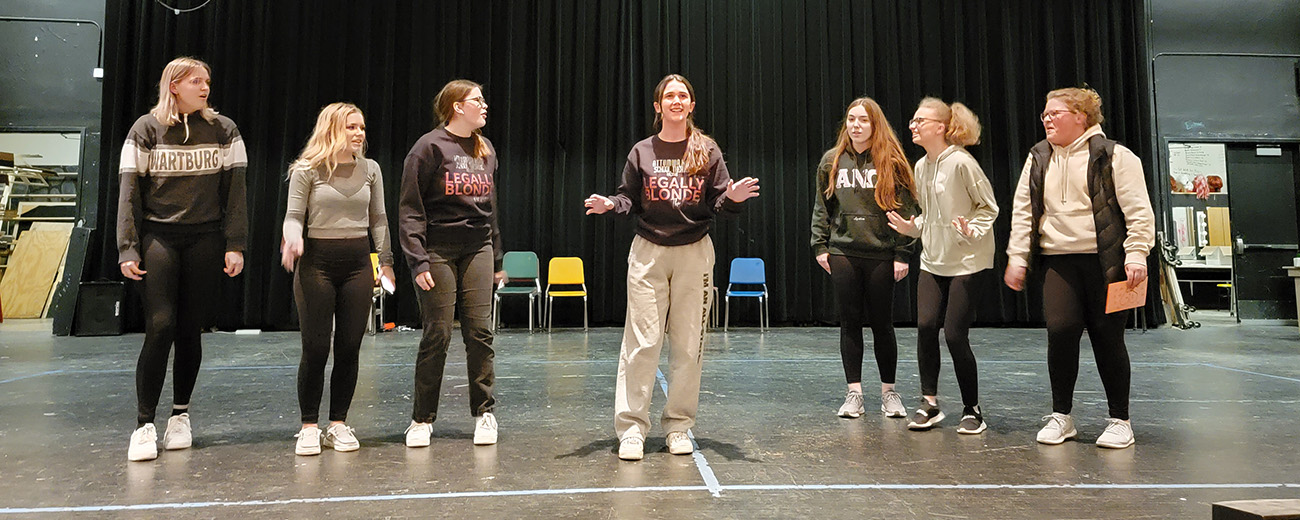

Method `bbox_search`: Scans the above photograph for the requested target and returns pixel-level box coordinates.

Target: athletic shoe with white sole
[956,406,987,434]
[1036,413,1077,445]
[162,413,192,450]
[907,401,945,430]
[128,424,158,462]
[473,413,498,445]
[837,390,865,418]
[666,432,693,455]
[881,390,906,418]
[618,437,644,461]
[1095,418,1135,449]
[405,421,432,448]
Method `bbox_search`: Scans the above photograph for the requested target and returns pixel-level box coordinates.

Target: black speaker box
[74,281,124,336]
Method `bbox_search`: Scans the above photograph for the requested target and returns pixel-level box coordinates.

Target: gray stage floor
[1,315,1298,518]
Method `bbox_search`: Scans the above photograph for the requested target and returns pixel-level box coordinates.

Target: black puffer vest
[1026,135,1128,284]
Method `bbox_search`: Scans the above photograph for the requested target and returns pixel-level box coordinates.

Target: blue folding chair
[725,257,768,331]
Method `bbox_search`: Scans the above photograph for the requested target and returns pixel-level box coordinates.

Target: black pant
[1042,254,1131,420]
[135,229,222,426]
[411,241,496,423]
[828,254,897,385]
[294,238,374,424]
[916,270,980,407]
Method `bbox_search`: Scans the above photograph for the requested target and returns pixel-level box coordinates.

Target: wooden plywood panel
[0,228,72,318]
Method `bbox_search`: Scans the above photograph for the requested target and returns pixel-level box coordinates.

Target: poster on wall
[1168,142,1227,196]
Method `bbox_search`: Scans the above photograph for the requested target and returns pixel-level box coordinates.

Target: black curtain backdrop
[99,0,1156,331]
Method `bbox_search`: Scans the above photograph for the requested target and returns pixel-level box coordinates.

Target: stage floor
[1,315,1297,518]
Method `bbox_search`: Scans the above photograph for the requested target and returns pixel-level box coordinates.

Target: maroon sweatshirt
[606,135,742,246]
[398,127,502,274]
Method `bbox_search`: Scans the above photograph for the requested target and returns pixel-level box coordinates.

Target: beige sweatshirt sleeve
[1112,146,1156,265]
[1006,156,1035,268]
[958,160,1000,242]
[282,167,311,244]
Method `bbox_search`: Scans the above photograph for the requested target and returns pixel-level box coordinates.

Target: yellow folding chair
[545,257,588,331]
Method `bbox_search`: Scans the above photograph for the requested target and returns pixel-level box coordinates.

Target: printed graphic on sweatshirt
[645,158,704,206]
[836,167,878,190]
[121,139,248,177]
[445,155,492,199]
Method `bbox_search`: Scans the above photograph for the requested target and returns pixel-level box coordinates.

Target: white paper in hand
[380,275,396,294]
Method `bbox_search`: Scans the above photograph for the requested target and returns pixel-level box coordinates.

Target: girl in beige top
[887,97,998,435]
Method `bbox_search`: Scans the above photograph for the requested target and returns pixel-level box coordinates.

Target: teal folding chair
[493,251,542,331]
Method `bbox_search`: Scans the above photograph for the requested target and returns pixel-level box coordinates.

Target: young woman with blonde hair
[585,74,760,461]
[887,97,999,433]
[281,102,393,455]
[118,56,247,461]
[810,97,919,421]
[399,80,505,448]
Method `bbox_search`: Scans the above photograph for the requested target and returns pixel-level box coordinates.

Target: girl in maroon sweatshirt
[398,80,505,448]
[585,74,760,461]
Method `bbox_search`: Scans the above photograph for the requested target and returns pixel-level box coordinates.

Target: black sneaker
[907,400,945,430]
[956,406,987,434]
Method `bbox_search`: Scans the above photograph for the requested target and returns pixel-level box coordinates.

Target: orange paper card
[1105,277,1147,314]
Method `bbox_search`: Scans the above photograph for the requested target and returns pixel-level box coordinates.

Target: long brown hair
[652,74,716,175]
[432,79,492,158]
[821,97,914,210]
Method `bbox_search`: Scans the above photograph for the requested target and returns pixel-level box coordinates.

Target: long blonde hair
[917,97,982,147]
[150,57,218,126]
[432,79,492,158]
[821,97,915,210]
[292,102,365,176]
[652,74,717,175]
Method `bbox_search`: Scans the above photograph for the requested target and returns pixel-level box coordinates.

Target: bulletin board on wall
[1167,142,1232,266]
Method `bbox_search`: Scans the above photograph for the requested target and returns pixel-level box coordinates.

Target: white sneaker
[1037,413,1078,445]
[324,423,360,452]
[666,432,693,455]
[618,437,644,461]
[473,413,498,446]
[295,426,322,456]
[881,390,906,417]
[405,421,432,448]
[162,413,192,450]
[1096,418,1135,449]
[128,424,158,462]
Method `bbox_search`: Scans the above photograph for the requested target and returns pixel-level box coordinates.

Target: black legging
[1042,254,1131,420]
[135,228,223,426]
[828,254,897,385]
[294,237,374,424]
[916,270,979,407]
[411,240,496,423]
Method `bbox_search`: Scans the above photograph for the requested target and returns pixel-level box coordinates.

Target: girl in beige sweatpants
[614,235,715,442]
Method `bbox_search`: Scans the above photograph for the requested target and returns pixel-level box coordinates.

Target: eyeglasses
[461,96,487,108]
[908,117,944,127]
[1040,109,1074,122]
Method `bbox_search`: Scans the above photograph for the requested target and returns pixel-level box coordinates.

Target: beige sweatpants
[614,235,715,442]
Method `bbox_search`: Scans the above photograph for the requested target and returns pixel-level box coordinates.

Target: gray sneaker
[837,391,865,418]
[1036,413,1077,445]
[1095,418,1135,449]
[881,390,906,418]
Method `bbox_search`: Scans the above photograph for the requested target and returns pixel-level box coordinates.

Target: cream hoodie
[1006,125,1155,268]
[907,146,999,276]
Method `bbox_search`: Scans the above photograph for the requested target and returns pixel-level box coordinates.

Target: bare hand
[816,253,831,274]
[886,211,917,235]
[1004,265,1027,291]
[494,270,507,286]
[725,177,760,202]
[415,271,435,291]
[952,217,973,237]
[893,261,909,281]
[120,261,146,280]
[584,194,614,215]
[1125,263,1147,291]
[224,251,244,277]
[281,238,304,272]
